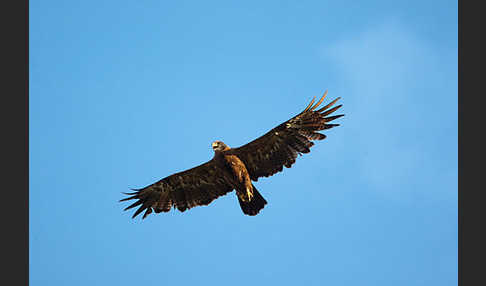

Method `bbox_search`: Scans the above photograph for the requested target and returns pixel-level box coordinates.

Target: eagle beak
[212,143,217,149]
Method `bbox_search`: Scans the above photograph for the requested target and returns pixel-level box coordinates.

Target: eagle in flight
[121,91,344,219]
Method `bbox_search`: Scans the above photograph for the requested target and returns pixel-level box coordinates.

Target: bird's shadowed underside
[120,90,344,219]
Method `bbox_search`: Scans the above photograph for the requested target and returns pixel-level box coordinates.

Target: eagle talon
[247,190,253,201]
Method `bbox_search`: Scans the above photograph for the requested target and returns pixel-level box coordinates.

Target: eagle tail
[238,185,267,216]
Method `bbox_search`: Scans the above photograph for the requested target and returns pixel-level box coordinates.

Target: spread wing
[227,91,344,181]
[120,160,234,219]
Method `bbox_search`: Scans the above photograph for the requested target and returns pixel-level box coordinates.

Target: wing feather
[120,160,234,219]
[227,91,343,181]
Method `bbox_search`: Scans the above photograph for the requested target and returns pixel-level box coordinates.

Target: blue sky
[30,1,457,285]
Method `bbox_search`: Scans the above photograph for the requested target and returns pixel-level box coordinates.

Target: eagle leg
[246,187,254,201]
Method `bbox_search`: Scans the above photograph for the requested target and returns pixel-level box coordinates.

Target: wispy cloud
[321,20,457,199]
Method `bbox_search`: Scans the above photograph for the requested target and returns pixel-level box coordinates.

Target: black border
[458,1,481,285]
[458,1,464,285]
[3,0,29,285]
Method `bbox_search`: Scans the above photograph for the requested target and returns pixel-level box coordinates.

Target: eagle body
[217,152,253,202]
[212,142,267,215]
[121,91,344,219]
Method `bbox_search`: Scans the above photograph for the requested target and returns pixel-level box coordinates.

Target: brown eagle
[121,91,344,219]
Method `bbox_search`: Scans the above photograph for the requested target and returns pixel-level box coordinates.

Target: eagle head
[212,140,229,152]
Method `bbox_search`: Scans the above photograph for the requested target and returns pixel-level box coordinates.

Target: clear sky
[30,1,457,285]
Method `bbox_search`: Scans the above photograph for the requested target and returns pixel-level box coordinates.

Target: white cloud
[321,20,457,199]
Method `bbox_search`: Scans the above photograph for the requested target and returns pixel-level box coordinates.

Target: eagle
[120,91,344,219]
